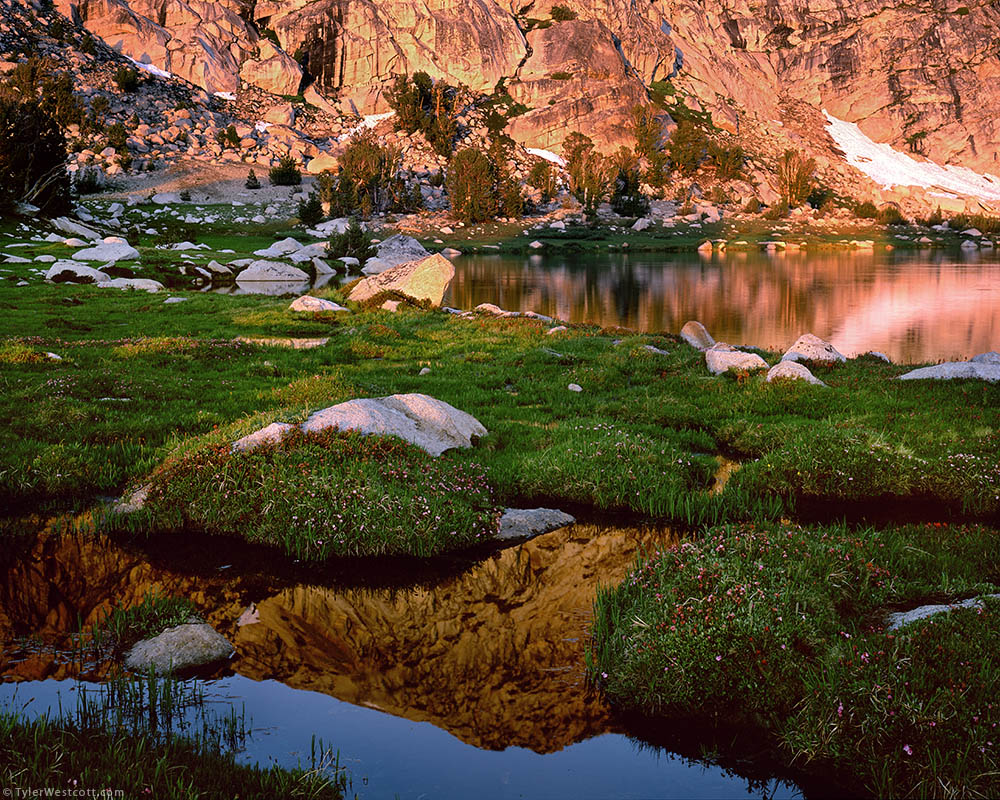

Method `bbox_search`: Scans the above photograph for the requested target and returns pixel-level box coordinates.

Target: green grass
[0,283,998,540]
[1,674,346,799]
[588,522,1000,797]
[133,427,499,558]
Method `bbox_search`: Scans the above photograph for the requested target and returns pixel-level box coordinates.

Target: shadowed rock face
[233,524,671,752]
[0,519,673,753]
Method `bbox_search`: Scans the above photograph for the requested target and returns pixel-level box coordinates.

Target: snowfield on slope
[824,111,1000,203]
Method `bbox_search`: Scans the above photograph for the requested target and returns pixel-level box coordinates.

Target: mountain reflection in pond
[445,249,1000,363]
[0,522,802,798]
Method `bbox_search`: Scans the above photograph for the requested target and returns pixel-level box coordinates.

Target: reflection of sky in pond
[1,677,800,800]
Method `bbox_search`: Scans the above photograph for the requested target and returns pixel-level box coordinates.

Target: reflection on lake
[0,522,803,798]
[445,249,1000,363]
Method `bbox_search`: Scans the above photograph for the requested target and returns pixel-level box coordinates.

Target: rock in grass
[680,320,715,351]
[52,216,101,241]
[349,253,455,308]
[98,278,164,293]
[498,508,576,541]
[898,361,1000,383]
[300,394,486,457]
[232,422,297,453]
[705,343,768,375]
[253,238,304,257]
[45,262,111,283]
[289,295,347,312]
[782,334,846,364]
[886,595,1000,631]
[125,623,234,674]
[71,241,140,263]
[766,360,827,386]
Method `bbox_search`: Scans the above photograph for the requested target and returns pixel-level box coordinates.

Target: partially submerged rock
[235,260,310,283]
[680,320,715,351]
[782,334,846,364]
[497,508,576,541]
[125,622,234,674]
[349,253,455,307]
[705,343,768,375]
[766,360,827,386]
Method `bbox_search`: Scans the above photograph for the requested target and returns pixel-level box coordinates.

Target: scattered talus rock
[767,360,827,386]
[233,394,486,458]
[782,334,846,364]
[498,509,576,541]
[705,343,768,375]
[886,595,1000,631]
[349,253,454,307]
[680,320,715,351]
[125,622,234,674]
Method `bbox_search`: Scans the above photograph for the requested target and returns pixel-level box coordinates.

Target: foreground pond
[445,248,1000,363]
[0,521,804,798]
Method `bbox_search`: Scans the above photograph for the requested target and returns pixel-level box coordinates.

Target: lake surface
[444,249,1000,364]
[0,521,803,799]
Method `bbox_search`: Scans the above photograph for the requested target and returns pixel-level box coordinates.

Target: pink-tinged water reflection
[445,249,1000,363]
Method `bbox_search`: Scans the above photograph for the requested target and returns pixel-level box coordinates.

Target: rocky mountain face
[56,0,1000,175]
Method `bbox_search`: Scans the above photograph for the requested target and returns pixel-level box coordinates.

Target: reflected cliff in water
[444,249,1000,363]
[0,521,671,754]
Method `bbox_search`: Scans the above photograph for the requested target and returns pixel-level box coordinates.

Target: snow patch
[214,92,236,101]
[254,121,272,133]
[128,57,172,79]
[824,110,1000,203]
[526,148,566,168]
[338,111,396,141]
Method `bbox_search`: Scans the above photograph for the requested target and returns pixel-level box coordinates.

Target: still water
[445,249,1000,363]
[0,523,802,799]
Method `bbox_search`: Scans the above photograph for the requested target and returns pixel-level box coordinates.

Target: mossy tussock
[589,522,1000,797]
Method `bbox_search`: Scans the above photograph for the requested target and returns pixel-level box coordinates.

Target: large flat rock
[300,394,486,457]
[349,253,455,307]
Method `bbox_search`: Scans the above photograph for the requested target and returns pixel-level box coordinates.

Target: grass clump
[141,428,501,558]
[0,339,50,364]
[1,675,346,799]
[589,522,1000,797]
[96,590,197,649]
